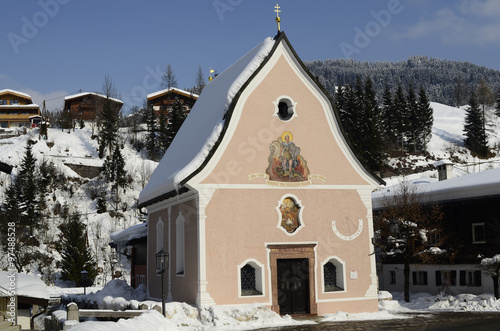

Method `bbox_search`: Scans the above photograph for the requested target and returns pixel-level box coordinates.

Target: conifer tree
[145,105,158,160]
[496,90,500,117]
[161,64,178,90]
[58,212,97,286]
[358,76,384,170]
[393,83,408,152]
[193,65,206,95]
[464,91,489,157]
[157,109,169,157]
[406,84,419,152]
[17,141,41,234]
[381,84,397,151]
[166,100,187,149]
[416,86,433,152]
[98,75,121,158]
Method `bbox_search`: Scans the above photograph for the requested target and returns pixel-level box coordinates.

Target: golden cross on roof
[274,3,281,32]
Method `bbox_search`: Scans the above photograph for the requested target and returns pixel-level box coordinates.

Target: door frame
[268,244,317,315]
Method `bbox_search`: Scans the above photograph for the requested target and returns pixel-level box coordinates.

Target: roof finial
[209,68,215,82]
[274,3,281,33]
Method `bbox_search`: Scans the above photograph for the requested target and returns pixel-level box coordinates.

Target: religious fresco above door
[267,131,309,182]
[248,131,325,186]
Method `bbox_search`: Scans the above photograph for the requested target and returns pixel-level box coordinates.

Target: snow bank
[70,310,178,331]
[381,292,500,312]
[63,279,147,310]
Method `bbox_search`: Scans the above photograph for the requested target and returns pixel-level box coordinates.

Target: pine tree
[145,105,158,160]
[166,100,187,149]
[496,89,500,117]
[193,65,206,95]
[406,84,419,153]
[157,109,169,157]
[161,64,178,90]
[98,75,120,158]
[393,83,408,152]
[381,84,397,151]
[17,141,40,234]
[464,91,489,157]
[58,212,97,286]
[416,86,433,152]
[358,76,384,170]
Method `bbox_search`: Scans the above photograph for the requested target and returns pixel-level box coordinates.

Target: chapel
[138,7,383,315]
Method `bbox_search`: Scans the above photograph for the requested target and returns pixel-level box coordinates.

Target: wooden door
[277,258,309,315]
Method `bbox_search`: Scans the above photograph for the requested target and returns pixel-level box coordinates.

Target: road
[261,312,500,331]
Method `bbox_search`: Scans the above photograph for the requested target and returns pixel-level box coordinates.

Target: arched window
[274,96,297,121]
[176,213,185,275]
[323,257,345,292]
[239,260,264,296]
[156,218,164,254]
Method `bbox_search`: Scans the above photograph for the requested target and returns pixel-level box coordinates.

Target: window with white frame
[239,261,263,296]
[176,213,185,275]
[323,257,345,292]
[460,270,482,287]
[472,223,486,243]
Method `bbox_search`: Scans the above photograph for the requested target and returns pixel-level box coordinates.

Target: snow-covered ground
[46,281,500,330]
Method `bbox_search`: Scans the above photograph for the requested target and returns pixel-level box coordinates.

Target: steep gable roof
[139,32,383,208]
[64,92,123,105]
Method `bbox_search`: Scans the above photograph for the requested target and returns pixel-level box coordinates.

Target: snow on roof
[0,104,39,108]
[110,222,147,246]
[433,159,453,167]
[373,167,500,208]
[0,89,33,100]
[146,87,199,100]
[0,271,50,300]
[64,92,123,104]
[139,36,275,206]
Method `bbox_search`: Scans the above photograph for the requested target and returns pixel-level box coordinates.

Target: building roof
[0,271,50,300]
[64,92,123,104]
[147,87,199,100]
[139,36,275,207]
[139,32,383,208]
[372,167,500,209]
[110,222,147,248]
[0,89,33,101]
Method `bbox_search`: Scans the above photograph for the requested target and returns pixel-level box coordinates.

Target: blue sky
[2,0,500,112]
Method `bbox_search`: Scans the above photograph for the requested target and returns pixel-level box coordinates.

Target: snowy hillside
[0,126,157,285]
[0,102,499,285]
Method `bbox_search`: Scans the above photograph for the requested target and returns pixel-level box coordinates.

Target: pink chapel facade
[138,32,384,315]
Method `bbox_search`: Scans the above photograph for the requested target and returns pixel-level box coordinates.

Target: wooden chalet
[146,87,198,117]
[64,92,123,122]
[0,89,40,128]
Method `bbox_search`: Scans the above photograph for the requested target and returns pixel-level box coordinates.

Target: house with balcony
[0,89,40,128]
[146,87,198,118]
[63,92,123,122]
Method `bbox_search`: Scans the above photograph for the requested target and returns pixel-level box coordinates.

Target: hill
[306,56,500,106]
[0,126,156,286]
[0,101,499,285]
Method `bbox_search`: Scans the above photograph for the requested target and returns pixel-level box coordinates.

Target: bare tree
[374,180,446,302]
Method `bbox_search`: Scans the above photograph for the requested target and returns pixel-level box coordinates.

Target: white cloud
[458,0,500,18]
[398,2,500,45]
